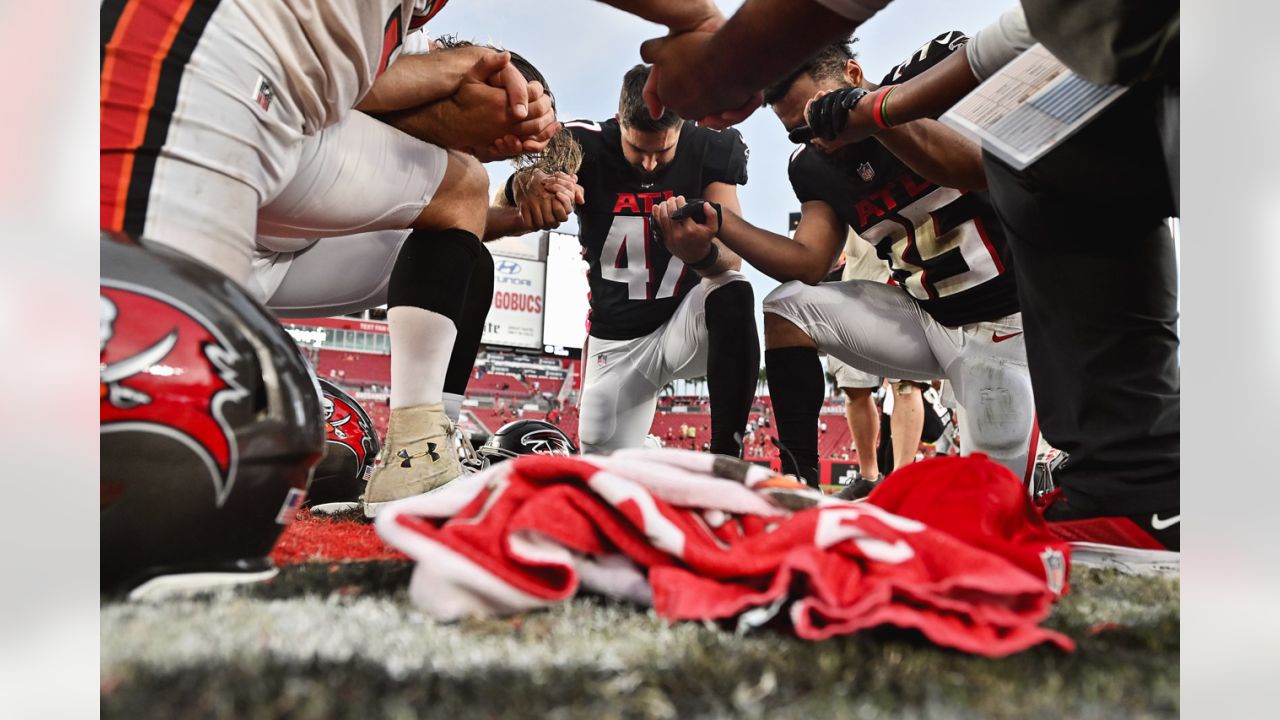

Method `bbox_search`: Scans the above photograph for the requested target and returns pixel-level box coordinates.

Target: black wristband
[503,173,518,207]
[688,242,721,272]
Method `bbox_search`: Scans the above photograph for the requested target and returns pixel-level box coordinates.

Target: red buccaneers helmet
[309,379,381,513]
[101,236,325,599]
[477,419,577,465]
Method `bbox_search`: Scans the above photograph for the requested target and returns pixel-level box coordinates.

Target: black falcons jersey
[790,31,1020,328]
[566,118,749,340]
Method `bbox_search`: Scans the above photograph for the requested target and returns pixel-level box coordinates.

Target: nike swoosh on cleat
[1151,513,1180,530]
[991,331,1023,343]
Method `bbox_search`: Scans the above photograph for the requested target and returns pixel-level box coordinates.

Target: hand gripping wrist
[671,200,725,273]
[688,243,721,273]
[670,199,723,227]
[806,86,871,141]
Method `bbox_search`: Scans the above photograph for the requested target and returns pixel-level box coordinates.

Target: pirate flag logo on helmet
[100,283,248,506]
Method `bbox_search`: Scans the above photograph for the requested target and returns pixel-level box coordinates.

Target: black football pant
[984,81,1179,515]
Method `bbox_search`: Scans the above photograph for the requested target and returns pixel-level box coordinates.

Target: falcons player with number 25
[498,64,760,456]
[656,33,1036,490]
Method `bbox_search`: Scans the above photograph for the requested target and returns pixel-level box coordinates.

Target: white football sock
[388,306,457,410]
[442,392,464,422]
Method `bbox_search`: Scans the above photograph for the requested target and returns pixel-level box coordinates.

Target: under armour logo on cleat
[397,443,440,467]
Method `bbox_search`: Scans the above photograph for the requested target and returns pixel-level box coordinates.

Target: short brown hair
[618,64,680,132]
[762,37,859,106]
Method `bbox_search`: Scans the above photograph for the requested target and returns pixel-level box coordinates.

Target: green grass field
[101,560,1178,719]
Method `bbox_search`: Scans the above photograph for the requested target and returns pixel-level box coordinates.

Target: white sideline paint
[127,568,280,602]
[1069,542,1180,577]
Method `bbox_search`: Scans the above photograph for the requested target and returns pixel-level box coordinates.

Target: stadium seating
[307,342,870,465]
[366,402,390,439]
[315,349,390,387]
[530,377,564,398]
[467,372,532,397]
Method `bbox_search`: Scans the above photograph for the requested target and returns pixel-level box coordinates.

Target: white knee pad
[954,358,1035,461]
[577,386,620,453]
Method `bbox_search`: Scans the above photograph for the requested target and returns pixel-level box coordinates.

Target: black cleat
[834,473,883,501]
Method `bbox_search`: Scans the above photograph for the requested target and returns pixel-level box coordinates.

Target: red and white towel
[376,449,1073,656]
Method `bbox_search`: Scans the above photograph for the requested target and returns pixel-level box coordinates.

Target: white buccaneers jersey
[235,0,450,132]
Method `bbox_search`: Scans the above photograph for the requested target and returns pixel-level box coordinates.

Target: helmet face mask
[100,237,325,599]
[477,419,578,466]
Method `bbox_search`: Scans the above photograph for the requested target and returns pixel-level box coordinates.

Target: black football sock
[387,228,483,318]
[443,243,494,399]
[765,346,824,488]
[705,280,759,457]
[385,228,482,412]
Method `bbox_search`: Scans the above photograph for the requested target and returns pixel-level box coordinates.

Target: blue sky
[434,0,1012,341]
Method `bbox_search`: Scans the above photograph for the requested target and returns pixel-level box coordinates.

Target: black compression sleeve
[705,280,759,457]
[387,228,483,321]
[443,243,495,396]
[765,346,825,488]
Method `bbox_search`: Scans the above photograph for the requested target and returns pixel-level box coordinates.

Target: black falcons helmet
[101,236,325,599]
[309,378,381,512]
[478,419,577,464]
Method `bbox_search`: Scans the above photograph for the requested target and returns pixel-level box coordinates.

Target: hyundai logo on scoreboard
[483,255,545,350]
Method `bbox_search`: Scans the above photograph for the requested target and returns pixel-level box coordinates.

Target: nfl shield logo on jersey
[253,76,275,112]
[856,162,875,182]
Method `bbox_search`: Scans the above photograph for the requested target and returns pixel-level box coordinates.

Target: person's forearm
[878,49,981,125]
[875,119,987,190]
[703,0,859,99]
[703,186,744,273]
[596,0,720,31]
[484,207,530,242]
[377,100,454,147]
[357,48,483,114]
[717,211,833,285]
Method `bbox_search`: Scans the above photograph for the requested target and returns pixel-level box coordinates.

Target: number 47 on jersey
[599,215,686,300]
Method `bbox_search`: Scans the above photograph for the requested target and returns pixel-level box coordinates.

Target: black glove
[804,86,870,141]
[787,125,815,144]
[670,199,722,227]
